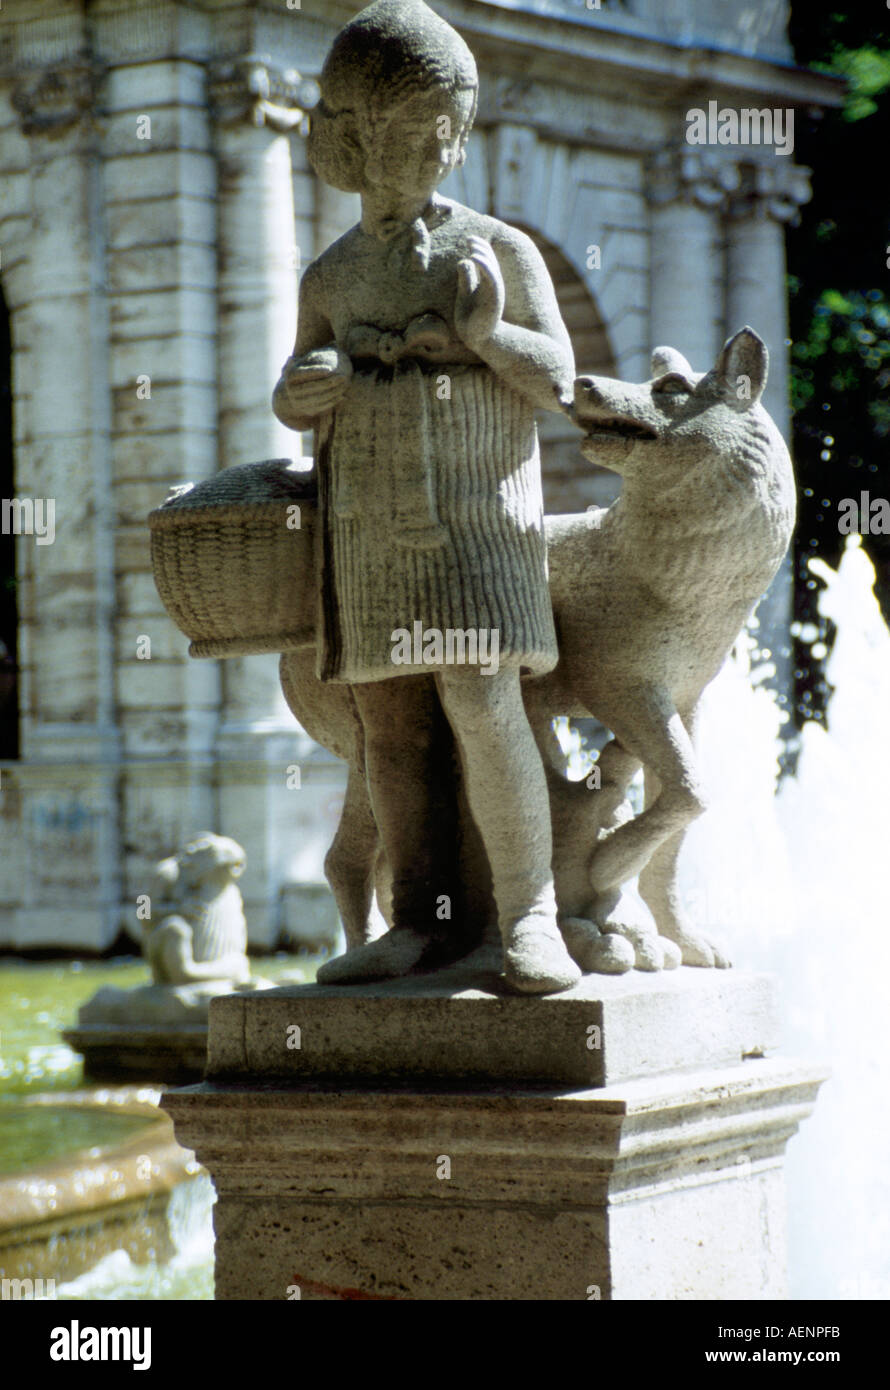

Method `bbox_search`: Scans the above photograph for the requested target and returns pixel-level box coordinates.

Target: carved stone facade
[0,0,839,949]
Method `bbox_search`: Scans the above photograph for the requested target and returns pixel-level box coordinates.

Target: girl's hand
[454,237,505,352]
[273,347,353,427]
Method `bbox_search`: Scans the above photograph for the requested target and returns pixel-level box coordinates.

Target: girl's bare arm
[454,228,574,414]
[273,261,352,432]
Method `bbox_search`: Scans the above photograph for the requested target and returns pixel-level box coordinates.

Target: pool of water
[0,958,148,1096]
[53,1174,218,1301]
[0,1105,159,1175]
[0,955,316,1097]
[0,953,319,1299]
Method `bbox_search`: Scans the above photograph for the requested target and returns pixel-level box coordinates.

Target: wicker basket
[149,460,318,658]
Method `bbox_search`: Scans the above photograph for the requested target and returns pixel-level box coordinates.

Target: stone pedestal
[162,966,824,1300]
[64,974,277,1084]
[63,1023,209,1084]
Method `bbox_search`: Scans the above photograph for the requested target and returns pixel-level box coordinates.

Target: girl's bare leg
[437,666,580,994]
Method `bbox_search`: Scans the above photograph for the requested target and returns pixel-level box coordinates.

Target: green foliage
[813,44,890,121]
[785,3,890,730]
[790,288,890,435]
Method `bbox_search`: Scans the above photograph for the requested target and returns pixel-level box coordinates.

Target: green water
[0,953,319,1299]
[0,958,148,1096]
[0,955,316,1096]
[0,1105,161,1175]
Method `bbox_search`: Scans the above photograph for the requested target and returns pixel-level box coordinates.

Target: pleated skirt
[316,362,558,684]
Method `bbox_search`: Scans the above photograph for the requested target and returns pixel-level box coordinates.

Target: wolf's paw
[663,927,732,969]
[588,886,668,972]
[658,937,683,970]
[561,918,635,975]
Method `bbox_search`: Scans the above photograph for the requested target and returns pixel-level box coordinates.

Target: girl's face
[360,88,475,201]
[308,83,475,202]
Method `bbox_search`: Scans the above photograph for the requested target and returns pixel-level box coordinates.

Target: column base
[162,968,825,1300]
[164,1056,823,1300]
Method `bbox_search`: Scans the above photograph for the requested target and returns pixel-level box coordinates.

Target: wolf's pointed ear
[716,327,768,406]
[651,346,693,378]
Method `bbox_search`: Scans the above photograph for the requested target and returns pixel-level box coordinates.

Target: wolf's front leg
[587,694,706,891]
[638,823,731,969]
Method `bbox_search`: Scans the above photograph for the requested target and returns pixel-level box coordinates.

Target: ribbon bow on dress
[344,314,453,366]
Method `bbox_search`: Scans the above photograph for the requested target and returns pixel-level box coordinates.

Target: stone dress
[315,307,559,685]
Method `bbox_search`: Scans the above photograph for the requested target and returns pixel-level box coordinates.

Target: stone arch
[523,226,616,378]
[0,278,18,758]
[445,124,638,512]
[517,225,621,513]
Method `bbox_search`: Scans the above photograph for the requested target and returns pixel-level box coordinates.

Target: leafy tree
[786,5,890,728]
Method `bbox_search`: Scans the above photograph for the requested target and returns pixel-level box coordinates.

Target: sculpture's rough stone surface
[532,327,796,970]
[154,336,795,993]
[206,965,780,1088]
[67,833,273,1080]
[268,0,581,996]
[163,1052,825,1300]
[148,2,795,1000]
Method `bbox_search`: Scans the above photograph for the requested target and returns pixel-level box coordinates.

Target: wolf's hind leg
[638,823,730,968]
[587,690,706,898]
[637,700,731,970]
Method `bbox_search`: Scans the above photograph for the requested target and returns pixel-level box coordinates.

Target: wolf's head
[573,327,784,485]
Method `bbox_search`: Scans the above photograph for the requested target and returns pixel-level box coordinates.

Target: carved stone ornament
[729,159,814,224]
[210,54,319,131]
[12,63,96,136]
[648,146,743,210]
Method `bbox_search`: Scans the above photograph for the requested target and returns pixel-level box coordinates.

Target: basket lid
[149,459,317,526]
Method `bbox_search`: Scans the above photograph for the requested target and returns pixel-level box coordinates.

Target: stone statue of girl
[273,0,581,993]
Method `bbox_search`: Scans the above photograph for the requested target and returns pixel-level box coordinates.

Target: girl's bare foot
[502,913,582,994]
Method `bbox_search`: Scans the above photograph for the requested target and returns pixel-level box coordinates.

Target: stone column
[102,54,221,926]
[7,65,122,948]
[212,56,310,471]
[726,161,812,442]
[648,147,739,371]
[164,968,825,1300]
[287,86,319,468]
[210,57,322,947]
[726,161,812,713]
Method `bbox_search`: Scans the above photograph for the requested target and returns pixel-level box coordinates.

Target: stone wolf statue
[280,327,795,979]
[526,326,795,973]
[151,328,795,984]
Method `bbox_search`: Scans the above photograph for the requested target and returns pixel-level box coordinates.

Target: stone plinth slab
[206,965,780,1088]
[63,1026,208,1083]
[162,1057,825,1300]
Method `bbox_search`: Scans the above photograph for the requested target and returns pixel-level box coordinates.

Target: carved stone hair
[308,0,478,189]
[323,0,477,105]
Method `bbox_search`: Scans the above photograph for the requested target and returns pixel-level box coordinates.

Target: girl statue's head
[308,0,479,200]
